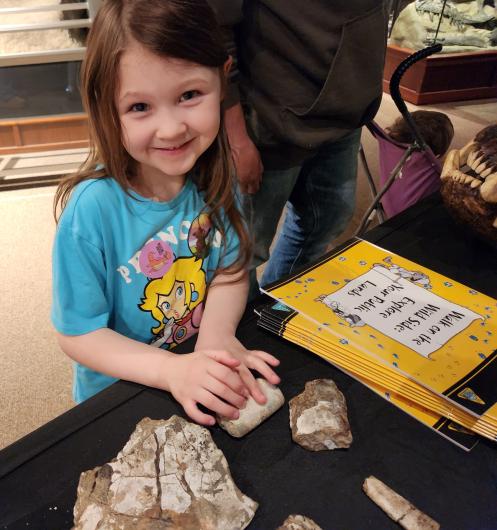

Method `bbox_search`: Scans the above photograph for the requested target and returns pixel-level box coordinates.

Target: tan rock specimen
[72,416,258,530]
[363,476,440,530]
[289,379,352,451]
[277,514,323,530]
[217,378,285,438]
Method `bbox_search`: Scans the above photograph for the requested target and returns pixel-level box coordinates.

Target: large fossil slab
[73,416,258,529]
[289,379,352,451]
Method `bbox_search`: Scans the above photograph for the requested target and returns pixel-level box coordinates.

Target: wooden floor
[0,93,495,450]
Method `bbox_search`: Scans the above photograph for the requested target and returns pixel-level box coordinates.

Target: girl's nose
[155,110,188,141]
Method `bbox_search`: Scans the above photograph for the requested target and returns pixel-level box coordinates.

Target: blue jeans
[244,129,361,300]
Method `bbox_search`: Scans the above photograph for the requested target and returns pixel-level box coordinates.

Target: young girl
[51,0,280,426]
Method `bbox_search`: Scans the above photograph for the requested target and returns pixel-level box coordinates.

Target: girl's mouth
[153,139,193,154]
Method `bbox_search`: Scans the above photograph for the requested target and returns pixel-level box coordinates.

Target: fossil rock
[277,514,323,530]
[73,416,257,530]
[289,379,352,451]
[441,124,497,247]
[217,378,285,438]
[363,476,440,530]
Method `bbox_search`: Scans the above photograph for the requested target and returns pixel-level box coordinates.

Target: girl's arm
[56,328,248,425]
[195,269,280,404]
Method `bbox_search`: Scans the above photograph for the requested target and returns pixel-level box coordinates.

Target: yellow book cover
[263,239,497,421]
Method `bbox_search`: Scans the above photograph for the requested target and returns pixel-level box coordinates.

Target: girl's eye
[176,286,183,297]
[179,90,200,102]
[130,102,148,112]
[162,301,171,311]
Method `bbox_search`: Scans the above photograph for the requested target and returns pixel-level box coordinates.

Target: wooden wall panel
[20,116,88,144]
[0,114,89,154]
[0,125,16,147]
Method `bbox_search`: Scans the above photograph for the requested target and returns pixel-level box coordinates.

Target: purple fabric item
[368,121,442,218]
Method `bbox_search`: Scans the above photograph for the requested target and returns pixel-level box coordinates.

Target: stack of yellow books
[258,239,497,451]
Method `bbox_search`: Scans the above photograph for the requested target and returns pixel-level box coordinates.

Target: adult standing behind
[209,1,389,299]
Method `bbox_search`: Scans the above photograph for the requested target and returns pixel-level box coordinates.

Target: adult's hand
[231,136,263,194]
[224,102,263,194]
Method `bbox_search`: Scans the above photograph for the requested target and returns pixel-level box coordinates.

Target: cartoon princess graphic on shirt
[139,256,206,348]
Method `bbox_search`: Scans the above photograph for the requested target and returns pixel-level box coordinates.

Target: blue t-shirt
[51,177,240,402]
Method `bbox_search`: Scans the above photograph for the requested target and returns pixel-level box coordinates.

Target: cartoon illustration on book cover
[373,256,432,289]
[315,295,365,327]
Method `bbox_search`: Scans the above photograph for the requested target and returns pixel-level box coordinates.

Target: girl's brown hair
[54,0,251,276]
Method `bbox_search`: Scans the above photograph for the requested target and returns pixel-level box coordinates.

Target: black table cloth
[1,193,497,530]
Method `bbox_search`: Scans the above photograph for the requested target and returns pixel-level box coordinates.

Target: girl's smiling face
[117,41,222,192]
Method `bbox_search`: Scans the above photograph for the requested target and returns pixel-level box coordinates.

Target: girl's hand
[218,336,281,405]
[165,350,250,426]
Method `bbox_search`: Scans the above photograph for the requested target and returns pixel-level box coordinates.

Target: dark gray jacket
[209,1,388,163]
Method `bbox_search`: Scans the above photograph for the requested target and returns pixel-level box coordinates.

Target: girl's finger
[251,349,280,366]
[205,349,241,368]
[183,400,215,426]
[208,362,250,398]
[248,356,281,386]
[203,377,247,409]
[238,366,267,405]
[197,388,240,420]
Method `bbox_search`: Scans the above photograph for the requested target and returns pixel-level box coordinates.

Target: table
[1,194,497,529]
